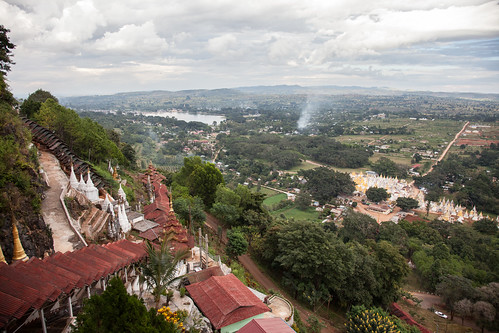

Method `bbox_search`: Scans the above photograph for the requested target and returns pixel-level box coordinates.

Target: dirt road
[422,121,469,177]
[39,150,82,252]
[204,213,338,332]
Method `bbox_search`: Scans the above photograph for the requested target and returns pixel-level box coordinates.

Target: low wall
[60,184,88,247]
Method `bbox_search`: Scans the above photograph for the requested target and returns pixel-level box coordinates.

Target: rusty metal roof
[0,240,148,328]
[186,274,270,329]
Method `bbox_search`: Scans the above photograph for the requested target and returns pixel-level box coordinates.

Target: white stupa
[85,171,99,202]
[77,174,86,192]
[69,164,78,189]
[118,184,129,208]
[118,202,131,233]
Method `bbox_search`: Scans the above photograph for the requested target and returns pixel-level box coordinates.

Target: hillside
[0,103,53,261]
[59,85,499,112]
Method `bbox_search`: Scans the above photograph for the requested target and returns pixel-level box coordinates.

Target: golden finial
[12,217,29,262]
[169,192,174,212]
[0,245,7,264]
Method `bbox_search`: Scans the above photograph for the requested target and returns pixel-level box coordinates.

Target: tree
[26,88,59,103]
[140,238,189,308]
[300,167,355,204]
[73,277,177,333]
[396,197,419,211]
[226,228,248,258]
[341,211,379,243]
[175,157,224,207]
[121,143,137,168]
[173,196,206,231]
[473,301,496,333]
[373,241,410,306]
[366,187,388,203]
[345,306,398,333]
[19,99,41,119]
[0,25,15,75]
[295,192,311,210]
[473,218,497,235]
[436,275,476,320]
[455,299,473,325]
[371,157,405,178]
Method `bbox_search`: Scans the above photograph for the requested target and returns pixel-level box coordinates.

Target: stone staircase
[80,206,110,241]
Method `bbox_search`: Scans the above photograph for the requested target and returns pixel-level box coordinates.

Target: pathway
[422,121,469,177]
[39,150,81,252]
[411,292,489,332]
[238,254,338,333]
[204,212,338,332]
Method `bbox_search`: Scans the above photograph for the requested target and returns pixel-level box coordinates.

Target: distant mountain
[60,85,499,111]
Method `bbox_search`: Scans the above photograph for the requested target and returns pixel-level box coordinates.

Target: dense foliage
[436,277,499,331]
[258,218,409,309]
[398,218,499,291]
[371,157,407,178]
[299,167,355,204]
[32,98,132,167]
[173,156,224,207]
[414,147,499,214]
[366,187,388,203]
[74,277,178,333]
[220,133,372,174]
[0,25,15,76]
[345,306,418,333]
[396,197,419,211]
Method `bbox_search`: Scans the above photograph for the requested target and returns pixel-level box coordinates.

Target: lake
[140,110,225,125]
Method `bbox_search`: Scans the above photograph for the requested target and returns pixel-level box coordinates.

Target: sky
[1,0,499,97]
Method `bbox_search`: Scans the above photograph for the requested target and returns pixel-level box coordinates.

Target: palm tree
[140,236,189,308]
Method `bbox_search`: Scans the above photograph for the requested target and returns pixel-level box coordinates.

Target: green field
[263,193,287,207]
[252,187,279,198]
[270,205,320,221]
[286,160,319,173]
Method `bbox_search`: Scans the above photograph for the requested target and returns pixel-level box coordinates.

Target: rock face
[0,108,54,262]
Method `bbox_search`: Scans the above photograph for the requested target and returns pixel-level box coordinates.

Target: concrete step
[90,210,110,238]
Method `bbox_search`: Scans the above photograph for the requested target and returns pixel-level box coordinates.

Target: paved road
[39,150,81,253]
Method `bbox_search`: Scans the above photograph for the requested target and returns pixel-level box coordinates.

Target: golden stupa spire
[169,191,174,212]
[12,214,29,262]
[0,245,6,264]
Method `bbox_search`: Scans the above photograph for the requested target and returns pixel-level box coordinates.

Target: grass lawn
[253,187,279,197]
[369,152,413,166]
[286,160,320,172]
[263,193,287,207]
[271,206,320,221]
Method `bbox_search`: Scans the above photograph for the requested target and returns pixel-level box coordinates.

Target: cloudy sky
[2,0,499,97]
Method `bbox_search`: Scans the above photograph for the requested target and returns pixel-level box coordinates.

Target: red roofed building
[239,317,296,333]
[0,240,147,332]
[140,167,194,252]
[186,273,270,332]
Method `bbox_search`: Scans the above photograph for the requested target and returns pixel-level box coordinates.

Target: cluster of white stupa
[428,199,485,223]
[350,171,494,223]
[68,164,131,234]
[350,172,414,202]
[69,165,99,203]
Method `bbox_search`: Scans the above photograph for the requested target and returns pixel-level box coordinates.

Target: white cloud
[1,0,498,95]
[94,21,169,56]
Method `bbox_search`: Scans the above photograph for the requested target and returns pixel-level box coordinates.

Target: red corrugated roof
[0,291,31,326]
[186,274,270,329]
[239,318,296,333]
[0,240,148,329]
